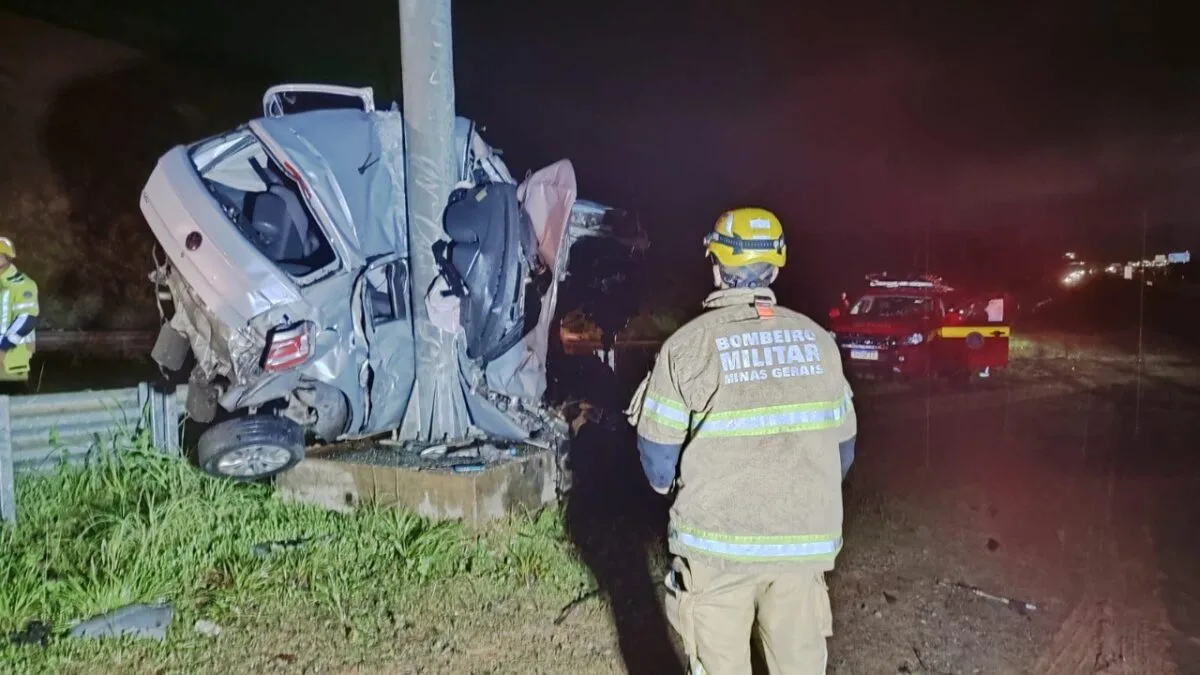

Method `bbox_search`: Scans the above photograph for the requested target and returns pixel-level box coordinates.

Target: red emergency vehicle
[827,273,1012,380]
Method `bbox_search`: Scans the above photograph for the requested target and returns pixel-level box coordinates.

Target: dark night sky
[6,0,1200,306]
[450,0,1200,286]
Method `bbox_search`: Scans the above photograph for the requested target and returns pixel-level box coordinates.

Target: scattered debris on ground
[193,620,222,638]
[251,534,336,558]
[940,579,1038,615]
[554,587,603,626]
[8,620,51,647]
[68,603,173,641]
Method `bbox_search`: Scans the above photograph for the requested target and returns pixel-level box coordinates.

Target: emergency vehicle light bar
[869,279,934,288]
[865,272,951,290]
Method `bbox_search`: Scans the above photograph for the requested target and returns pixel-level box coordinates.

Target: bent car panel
[250,110,408,265]
[141,147,307,329]
[354,257,417,435]
[142,83,646,458]
[262,83,376,118]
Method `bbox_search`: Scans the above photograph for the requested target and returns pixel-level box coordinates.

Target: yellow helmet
[703,207,786,268]
[0,237,14,259]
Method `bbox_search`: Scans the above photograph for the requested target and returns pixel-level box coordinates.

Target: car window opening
[190,131,337,278]
[366,263,406,327]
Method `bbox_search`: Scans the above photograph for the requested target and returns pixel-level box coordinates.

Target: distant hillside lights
[1110,251,1189,271]
[1065,250,1189,286]
[1059,255,1095,288]
[1061,268,1087,288]
[1094,251,1190,283]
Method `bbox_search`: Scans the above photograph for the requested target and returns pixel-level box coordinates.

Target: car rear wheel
[197,415,305,481]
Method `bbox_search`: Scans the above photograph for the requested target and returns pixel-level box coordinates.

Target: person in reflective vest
[0,237,40,383]
[627,208,857,674]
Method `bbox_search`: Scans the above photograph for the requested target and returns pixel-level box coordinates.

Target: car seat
[442,181,540,363]
[245,186,322,267]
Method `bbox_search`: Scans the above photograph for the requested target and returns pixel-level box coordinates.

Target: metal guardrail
[33,330,157,353]
[559,335,665,350]
[0,399,14,527]
[0,384,188,524]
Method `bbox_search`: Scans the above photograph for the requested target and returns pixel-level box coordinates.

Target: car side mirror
[828,307,841,319]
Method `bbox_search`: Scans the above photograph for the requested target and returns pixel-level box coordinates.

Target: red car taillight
[263,322,312,372]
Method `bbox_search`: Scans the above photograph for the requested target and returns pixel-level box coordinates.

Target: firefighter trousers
[664,556,833,675]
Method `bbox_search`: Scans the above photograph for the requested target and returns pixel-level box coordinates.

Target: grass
[0,444,593,673]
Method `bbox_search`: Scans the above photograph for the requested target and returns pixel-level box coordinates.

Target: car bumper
[839,344,930,377]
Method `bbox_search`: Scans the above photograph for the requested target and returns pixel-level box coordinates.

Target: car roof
[253,109,404,261]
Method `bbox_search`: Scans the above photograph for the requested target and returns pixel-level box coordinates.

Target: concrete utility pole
[398,0,471,442]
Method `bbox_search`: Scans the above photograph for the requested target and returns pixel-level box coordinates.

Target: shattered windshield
[850,294,938,319]
[188,130,338,279]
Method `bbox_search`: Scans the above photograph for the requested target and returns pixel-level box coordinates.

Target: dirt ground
[542,328,1200,675]
[42,331,1193,675]
[150,328,1188,675]
[831,340,1200,675]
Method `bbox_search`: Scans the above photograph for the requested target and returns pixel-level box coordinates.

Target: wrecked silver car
[142,84,641,480]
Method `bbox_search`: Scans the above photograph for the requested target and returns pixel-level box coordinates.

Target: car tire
[197,415,305,481]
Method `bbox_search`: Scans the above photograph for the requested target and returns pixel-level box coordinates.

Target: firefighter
[0,237,39,384]
[627,208,857,674]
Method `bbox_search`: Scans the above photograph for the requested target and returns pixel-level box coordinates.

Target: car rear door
[354,257,417,434]
[937,293,1011,374]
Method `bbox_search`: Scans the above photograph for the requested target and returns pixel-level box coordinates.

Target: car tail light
[263,322,312,372]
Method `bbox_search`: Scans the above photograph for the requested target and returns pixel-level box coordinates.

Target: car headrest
[249,191,290,233]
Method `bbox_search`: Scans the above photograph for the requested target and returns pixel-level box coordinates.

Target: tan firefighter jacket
[628,287,856,574]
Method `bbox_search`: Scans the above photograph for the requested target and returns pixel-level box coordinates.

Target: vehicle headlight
[902,332,924,345]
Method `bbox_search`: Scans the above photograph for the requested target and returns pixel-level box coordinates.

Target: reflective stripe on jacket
[1,265,39,380]
[0,265,39,346]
